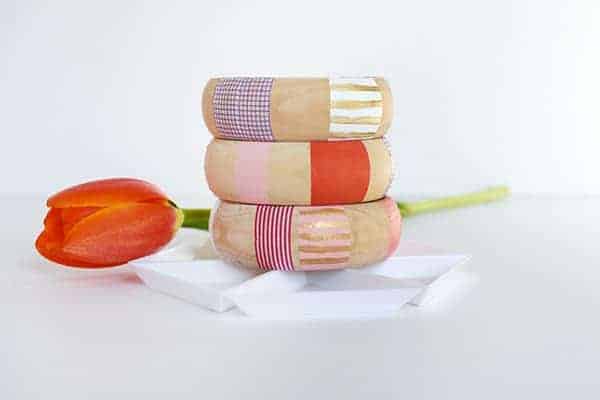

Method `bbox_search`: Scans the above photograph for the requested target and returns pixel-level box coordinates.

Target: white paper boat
[129,231,471,319]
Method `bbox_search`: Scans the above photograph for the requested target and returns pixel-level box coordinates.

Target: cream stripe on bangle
[329,77,384,138]
[330,90,383,101]
[330,107,383,118]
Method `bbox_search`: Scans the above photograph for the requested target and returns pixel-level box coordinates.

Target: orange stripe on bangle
[310,141,370,205]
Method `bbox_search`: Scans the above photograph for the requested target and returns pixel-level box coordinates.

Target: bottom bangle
[210,197,401,271]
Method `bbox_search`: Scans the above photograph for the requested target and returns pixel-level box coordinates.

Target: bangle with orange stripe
[209,197,401,271]
[205,138,394,206]
[202,77,393,142]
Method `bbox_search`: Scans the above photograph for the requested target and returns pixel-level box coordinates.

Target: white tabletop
[2,195,599,399]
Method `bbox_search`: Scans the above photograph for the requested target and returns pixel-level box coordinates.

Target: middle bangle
[205,138,394,205]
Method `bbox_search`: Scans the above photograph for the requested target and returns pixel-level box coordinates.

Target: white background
[3,2,600,398]
[2,0,599,198]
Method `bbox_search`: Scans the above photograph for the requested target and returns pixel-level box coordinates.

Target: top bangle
[202,77,393,142]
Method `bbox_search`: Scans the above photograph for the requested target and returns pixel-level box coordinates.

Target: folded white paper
[129,232,471,319]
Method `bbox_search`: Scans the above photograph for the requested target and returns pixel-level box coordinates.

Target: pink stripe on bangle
[235,142,270,204]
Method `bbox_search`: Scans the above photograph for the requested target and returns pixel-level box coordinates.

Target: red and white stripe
[254,205,295,271]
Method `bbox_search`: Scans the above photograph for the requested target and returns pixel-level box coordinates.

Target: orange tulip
[35,178,184,268]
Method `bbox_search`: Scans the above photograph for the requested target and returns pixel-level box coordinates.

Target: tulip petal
[47,178,168,208]
[62,203,180,266]
[42,207,64,241]
[60,207,101,236]
[35,209,100,267]
[35,230,101,268]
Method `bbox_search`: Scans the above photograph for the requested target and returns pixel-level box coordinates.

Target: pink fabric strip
[235,142,270,204]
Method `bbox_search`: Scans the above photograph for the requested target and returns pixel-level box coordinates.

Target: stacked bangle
[210,197,401,271]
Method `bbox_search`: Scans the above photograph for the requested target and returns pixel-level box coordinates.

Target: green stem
[180,208,211,230]
[397,185,510,217]
[180,186,510,230]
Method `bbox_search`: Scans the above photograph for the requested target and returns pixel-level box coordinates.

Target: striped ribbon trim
[254,205,295,271]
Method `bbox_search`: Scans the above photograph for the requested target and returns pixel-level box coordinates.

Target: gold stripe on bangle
[331,132,378,138]
[300,257,351,265]
[330,116,381,125]
[298,220,349,230]
[330,84,380,91]
[298,246,352,253]
[298,232,352,241]
[331,100,383,109]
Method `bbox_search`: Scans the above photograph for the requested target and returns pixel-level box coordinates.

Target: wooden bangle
[209,197,402,271]
[205,138,394,206]
[202,77,393,142]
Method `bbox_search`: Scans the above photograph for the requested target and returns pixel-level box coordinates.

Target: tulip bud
[35,178,184,268]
